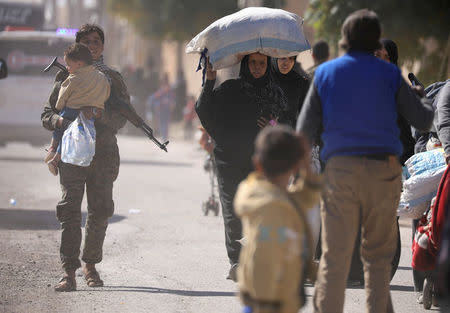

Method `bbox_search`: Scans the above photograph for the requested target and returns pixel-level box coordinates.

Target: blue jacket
[297,51,434,163]
[316,52,401,161]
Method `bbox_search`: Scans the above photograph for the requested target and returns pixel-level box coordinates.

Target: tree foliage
[306,0,450,85]
[106,0,284,41]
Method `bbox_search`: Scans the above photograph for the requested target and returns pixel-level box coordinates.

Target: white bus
[0,29,75,146]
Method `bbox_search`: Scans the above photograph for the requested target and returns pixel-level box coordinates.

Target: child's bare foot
[44,148,55,163]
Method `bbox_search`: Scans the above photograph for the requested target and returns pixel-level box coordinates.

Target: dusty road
[0,133,448,313]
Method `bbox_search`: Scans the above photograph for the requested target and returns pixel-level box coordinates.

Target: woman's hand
[257,115,277,129]
[412,85,425,98]
[206,58,217,81]
[257,117,270,129]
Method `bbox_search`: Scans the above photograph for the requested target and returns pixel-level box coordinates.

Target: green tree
[306,0,450,86]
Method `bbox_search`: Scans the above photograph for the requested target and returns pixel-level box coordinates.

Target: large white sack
[397,165,446,219]
[397,200,430,220]
[186,7,310,70]
[404,149,445,179]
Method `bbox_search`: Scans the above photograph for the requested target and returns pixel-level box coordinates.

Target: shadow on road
[85,285,235,297]
[0,208,126,230]
[0,156,193,168]
[390,285,415,292]
[397,266,413,271]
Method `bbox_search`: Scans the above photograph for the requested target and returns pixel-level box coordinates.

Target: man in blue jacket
[297,9,434,313]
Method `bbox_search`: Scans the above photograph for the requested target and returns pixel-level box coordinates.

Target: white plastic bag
[61,113,96,167]
[186,7,310,70]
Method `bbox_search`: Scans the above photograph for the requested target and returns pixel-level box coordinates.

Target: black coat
[196,78,261,175]
[196,56,286,177]
[271,59,310,128]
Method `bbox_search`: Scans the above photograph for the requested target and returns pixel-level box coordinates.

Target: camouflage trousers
[56,145,120,271]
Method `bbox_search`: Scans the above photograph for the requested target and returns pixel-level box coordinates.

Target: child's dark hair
[254,125,306,177]
[64,43,93,65]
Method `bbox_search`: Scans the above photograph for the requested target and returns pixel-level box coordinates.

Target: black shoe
[226,263,238,282]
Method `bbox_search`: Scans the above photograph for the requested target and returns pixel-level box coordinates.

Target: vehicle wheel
[423,278,432,310]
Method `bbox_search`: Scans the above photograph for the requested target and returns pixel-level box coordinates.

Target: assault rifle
[44,57,169,152]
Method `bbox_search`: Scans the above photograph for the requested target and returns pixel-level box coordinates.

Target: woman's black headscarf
[381,39,398,66]
[271,56,305,82]
[239,54,287,121]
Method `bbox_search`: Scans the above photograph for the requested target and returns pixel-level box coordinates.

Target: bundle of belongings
[397,149,447,219]
[186,6,310,82]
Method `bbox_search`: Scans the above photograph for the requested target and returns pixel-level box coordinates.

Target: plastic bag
[61,113,96,167]
[186,7,310,70]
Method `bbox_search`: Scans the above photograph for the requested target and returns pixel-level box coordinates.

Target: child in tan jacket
[45,43,110,175]
[234,125,322,313]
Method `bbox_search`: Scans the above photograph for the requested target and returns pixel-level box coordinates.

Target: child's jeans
[52,107,79,154]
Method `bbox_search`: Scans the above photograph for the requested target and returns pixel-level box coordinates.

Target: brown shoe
[54,276,76,292]
[84,269,104,287]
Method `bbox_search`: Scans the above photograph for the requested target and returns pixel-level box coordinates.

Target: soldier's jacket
[41,63,129,154]
[234,171,322,313]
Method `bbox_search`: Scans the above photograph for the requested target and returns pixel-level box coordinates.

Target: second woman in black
[271,56,310,128]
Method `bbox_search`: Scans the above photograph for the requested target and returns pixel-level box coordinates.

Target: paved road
[0,133,448,313]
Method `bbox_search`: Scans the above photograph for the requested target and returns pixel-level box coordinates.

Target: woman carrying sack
[196,52,286,281]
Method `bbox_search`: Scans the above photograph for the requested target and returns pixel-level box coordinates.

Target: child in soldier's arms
[234,125,322,313]
[45,43,110,175]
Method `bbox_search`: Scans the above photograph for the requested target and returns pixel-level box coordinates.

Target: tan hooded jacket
[234,171,322,313]
[56,65,110,111]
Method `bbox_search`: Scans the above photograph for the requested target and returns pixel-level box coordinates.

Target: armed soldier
[41,24,131,292]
